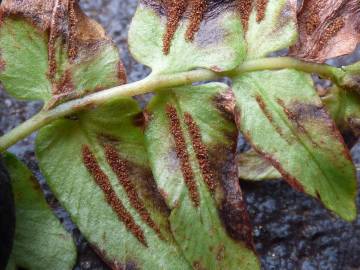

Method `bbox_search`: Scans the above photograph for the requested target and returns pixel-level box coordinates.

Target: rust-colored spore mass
[104,144,163,239]
[255,0,268,22]
[68,0,78,61]
[53,69,75,95]
[81,145,147,246]
[237,0,253,31]
[184,112,217,193]
[163,0,188,55]
[318,17,345,51]
[165,105,200,207]
[185,0,207,41]
[48,0,62,80]
[304,2,321,35]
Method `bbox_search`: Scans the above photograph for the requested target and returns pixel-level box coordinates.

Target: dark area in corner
[0,157,15,270]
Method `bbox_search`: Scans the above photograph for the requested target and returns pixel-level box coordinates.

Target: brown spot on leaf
[165,104,200,207]
[255,0,268,22]
[184,112,217,193]
[104,144,164,240]
[81,145,147,247]
[290,0,360,62]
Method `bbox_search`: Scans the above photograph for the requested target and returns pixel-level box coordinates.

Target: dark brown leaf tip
[81,145,148,247]
[1,0,126,94]
[290,0,360,62]
[165,104,200,207]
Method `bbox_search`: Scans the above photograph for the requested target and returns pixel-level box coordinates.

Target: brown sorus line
[53,69,74,95]
[68,0,77,61]
[183,112,217,193]
[237,0,253,31]
[48,0,61,81]
[165,105,200,207]
[255,0,268,22]
[163,0,188,54]
[185,0,207,41]
[81,145,148,247]
[318,17,344,51]
[303,1,321,35]
[104,144,164,239]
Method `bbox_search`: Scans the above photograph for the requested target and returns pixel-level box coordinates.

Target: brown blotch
[213,90,236,122]
[237,0,253,31]
[81,145,147,247]
[184,112,217,193]
[165,105,200,207]
[185,0,207,41]
[255,0,268,22]
[52,69,75,95]
[318,17,345,51]
[104,144,163,239]
[133,112,147,129]
[212,144,255,249]
[163,0,188,54]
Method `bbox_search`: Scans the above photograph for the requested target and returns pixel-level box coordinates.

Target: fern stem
[0,57,344,152]
[234,57,345,82]
[0,70,218,152]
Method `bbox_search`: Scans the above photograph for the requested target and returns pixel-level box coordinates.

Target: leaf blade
[145,83,260,270]
[0,0,125,101]
[290,0,360,62]
[36,98,191,270]
[3,153,76,270]
[128,0,245,74]
[233,70,357,221]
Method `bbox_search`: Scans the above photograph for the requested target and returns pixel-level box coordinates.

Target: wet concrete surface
[1,0,360,269]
